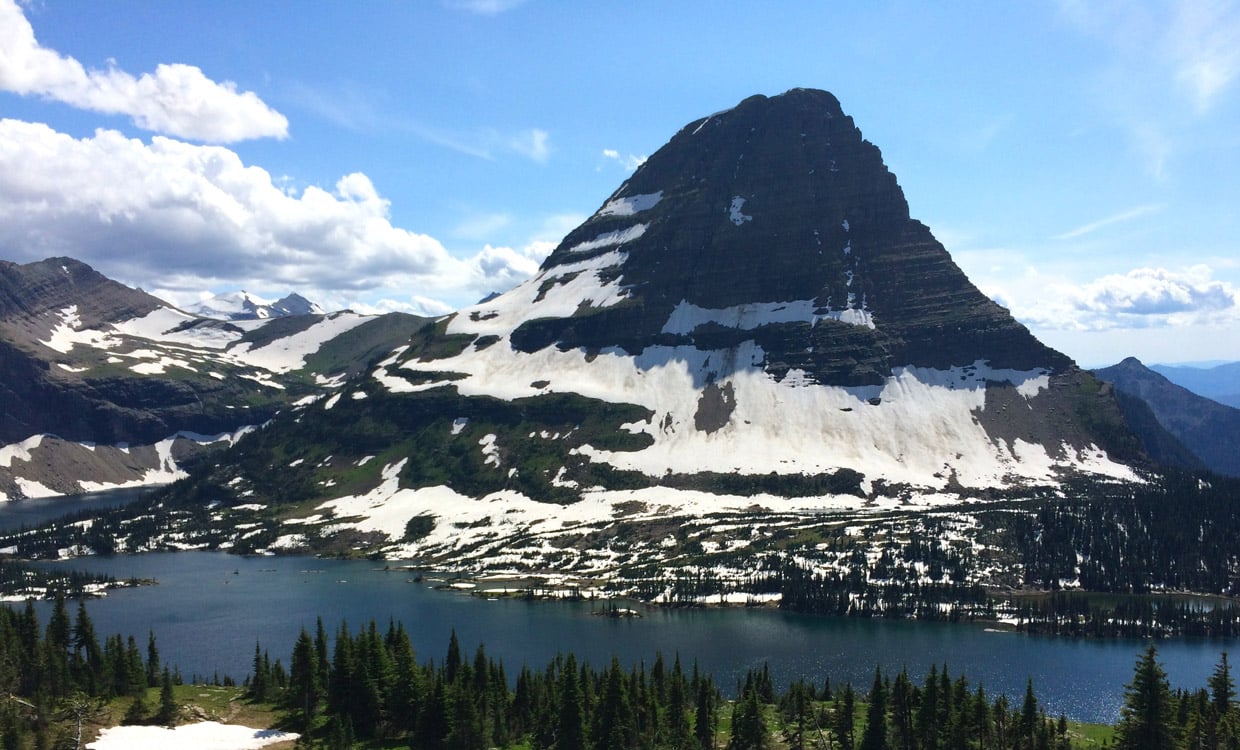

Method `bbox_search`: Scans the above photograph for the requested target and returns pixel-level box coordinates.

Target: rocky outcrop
[519,89,1068,382]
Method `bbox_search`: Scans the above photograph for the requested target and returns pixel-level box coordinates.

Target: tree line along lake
[2,488,1235,725]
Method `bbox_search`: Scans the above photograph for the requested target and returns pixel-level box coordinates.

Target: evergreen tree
[780,679,812,750]
[415,676,450,750]
[121,691,149,726]
[157,668,177,726]
[446,682,486,750]
[1210,652,1235,716]
[314,617,330,693]
[834,684,856,750]
[446,630,462,685]
[916,665,939,750]
[694,676,715,750]
[666,659,691,749]
[556,655,588,750]
[889,669,915,750]
[1019,679,1039,749]
[859,668,889,750]
[43,594,71,699]
[287,629,321,728]
[145,631,160,688]
[1115,644,1176,750]
[593,657,635,750]
[70,601,103,695]
[248,642,269,702]
[729,686,767,750]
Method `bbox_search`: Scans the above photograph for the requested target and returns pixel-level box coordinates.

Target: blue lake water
[19,550,1235,725]
[3,490,1234,724]
[0,487,150,532]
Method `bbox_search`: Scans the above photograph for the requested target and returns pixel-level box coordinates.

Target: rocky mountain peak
[510,88,1069,384]
[0,257,163,329]
[186,290,324,320]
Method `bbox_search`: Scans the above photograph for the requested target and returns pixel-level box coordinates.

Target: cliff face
[518,89,1068,384]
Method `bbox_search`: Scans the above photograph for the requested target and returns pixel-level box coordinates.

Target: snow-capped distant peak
[186,291,324,321]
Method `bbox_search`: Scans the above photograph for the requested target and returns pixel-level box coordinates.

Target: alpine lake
[3,488,1235,725]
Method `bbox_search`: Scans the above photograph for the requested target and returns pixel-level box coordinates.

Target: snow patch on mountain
[0,435,44,469]
[397,326,1131,489]
[447,251,630,337]
[598,191,663,217]
[567,224,649,254]
[661,299,876,334]
[227,312,371,372]
[40,306,118,353]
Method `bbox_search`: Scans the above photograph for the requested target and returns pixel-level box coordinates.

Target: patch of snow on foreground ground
[87,721,297,749]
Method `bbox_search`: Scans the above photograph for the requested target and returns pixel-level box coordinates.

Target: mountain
[0,257,427,498]
[142,89,1148,569]
[1149,361,1240,409]
[184,291,324,321]
[1094,357,1240,477]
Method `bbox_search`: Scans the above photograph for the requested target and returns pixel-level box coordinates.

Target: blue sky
[1,0,1238,366]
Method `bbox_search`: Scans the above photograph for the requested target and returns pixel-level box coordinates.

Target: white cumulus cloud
[0,119,544,311]
[997,264,1239,332]
[0,0,288,142]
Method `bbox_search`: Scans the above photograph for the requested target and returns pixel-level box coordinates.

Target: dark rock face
[518,89,1069,384]
[0,257,163,328]
[0,257,282,447]
[1094,357,1240,477]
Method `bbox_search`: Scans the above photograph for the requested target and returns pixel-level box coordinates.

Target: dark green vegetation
[0,594,191,748]
[0,558,127,599]
[208,619,1240,749]
[246,617,1090,749]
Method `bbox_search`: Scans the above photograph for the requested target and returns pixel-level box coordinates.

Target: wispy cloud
[286,80,550,162]
[1053,204,1163,240]
[511,128,550,162]
[1058,0,1240,177]
[0,0,287,142]
[601,148,646,172]
[1167,0,1240,113]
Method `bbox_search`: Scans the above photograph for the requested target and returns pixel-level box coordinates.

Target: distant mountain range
[183,291,324,321]
[1093,357,1240,478]
[1149,361,1240,409]
[0,257,426,498]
